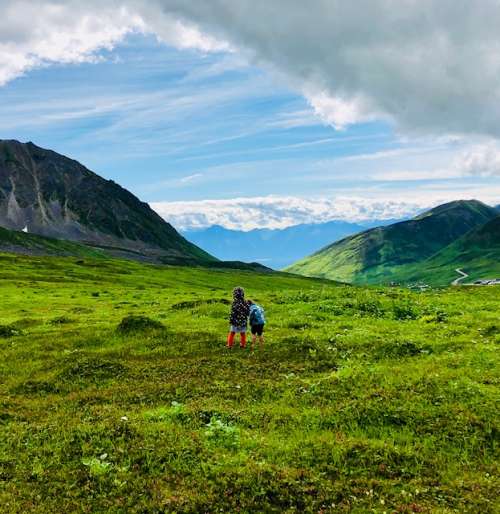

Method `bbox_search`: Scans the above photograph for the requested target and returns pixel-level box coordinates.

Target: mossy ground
[0,253,498,513]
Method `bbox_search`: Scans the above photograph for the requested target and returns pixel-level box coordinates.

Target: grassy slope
[392,215,500,285]
[0,226,107,259]
[287,201,499,285]
[0,226,271,272]
[0,253,499,513]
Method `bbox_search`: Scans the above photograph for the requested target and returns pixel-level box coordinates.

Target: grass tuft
[116,315,165,334]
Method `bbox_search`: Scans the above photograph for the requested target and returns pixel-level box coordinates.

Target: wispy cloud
[180,173,203,183]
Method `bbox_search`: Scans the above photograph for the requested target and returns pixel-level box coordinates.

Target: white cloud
[0,0,228,86]
[305,90,379,130]
[0,2,140,85]
[151,196,429,230]
[454,143,500,177]
[180,173,203,183]
[147,0,500,138]
[152,189,500,231]
[4,1,500,139]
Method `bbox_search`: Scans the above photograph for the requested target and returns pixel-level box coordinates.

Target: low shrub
[204,416,240,448]
[375,340,432,359]
[58,357,127,382]
[0,325,21,338]
[117,315,164,334]
[392,299,420,320]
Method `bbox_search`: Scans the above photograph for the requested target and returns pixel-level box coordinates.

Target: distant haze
[182,219,403,269]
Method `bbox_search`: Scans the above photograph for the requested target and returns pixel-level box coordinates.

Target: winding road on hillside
[452,268,469,286]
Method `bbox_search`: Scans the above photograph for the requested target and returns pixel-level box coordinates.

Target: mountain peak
[287,199,499,283]
[0,139,214,264]
[414,199,497,220]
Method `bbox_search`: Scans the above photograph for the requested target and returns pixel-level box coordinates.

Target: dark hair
[233,287,245,299]
[247,299,254,305]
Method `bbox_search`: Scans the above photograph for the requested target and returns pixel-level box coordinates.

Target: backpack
[250,304,265,325]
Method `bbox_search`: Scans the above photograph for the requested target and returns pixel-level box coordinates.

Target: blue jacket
[249,304,265,325]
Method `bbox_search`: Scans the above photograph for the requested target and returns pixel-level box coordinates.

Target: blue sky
[0,34,398,200]
[1,2,500,230]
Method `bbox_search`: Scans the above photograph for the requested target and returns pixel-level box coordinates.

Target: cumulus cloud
[0,0,226,85]
[147,0,500,137]
[0,1,139,85]
[454,143,500,177]
[151,196,432,230]
[4,1,500,137]
[305,90,378,130]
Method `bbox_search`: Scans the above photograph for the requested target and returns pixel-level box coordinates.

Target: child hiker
[248,300,266,350]
[227,286,250,349]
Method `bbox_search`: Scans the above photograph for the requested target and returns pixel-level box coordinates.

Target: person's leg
[227,332,235,348]
[240,331,247,348]
[250,326,256,350]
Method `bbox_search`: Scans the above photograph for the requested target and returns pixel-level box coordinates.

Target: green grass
[286,201,499,286]
[0,226,107,259]
[0,253,498,513]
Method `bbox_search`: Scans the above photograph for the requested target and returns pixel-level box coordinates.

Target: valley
[182,219,400,269]
[287,200,500,286]
[0,253,498,513]
[0,140,498,512]
[2,3,500,512]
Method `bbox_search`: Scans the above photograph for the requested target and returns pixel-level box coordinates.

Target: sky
[1,0,500,230]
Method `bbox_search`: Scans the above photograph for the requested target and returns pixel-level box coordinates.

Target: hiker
[248,300,266,350]
[227,286,250,349]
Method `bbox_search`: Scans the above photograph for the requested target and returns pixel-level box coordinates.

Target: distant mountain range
[182,219,402,269]
[0,140,214,265]
[286,200,500,285]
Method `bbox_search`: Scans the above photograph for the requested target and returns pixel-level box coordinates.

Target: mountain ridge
[395,213,500,284]
[0,139,214,264]
[286,199,499,284]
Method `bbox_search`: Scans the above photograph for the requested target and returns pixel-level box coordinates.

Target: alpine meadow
[0,253,498,513]
[1,1,500,514]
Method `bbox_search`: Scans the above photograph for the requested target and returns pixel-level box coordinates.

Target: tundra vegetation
[0,253,498,513]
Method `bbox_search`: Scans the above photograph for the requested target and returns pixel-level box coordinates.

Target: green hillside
[286,200,499,284]
[0,226,108,259]
[393,214,500,285]
[0,225,279,275]
[0,253,498,512]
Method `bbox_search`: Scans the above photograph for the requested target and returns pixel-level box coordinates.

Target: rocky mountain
[183,219,403,269]
[286,200,499,284]
[0,140,214,264]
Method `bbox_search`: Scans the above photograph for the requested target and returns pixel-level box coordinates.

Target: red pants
[227,331,246,348]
